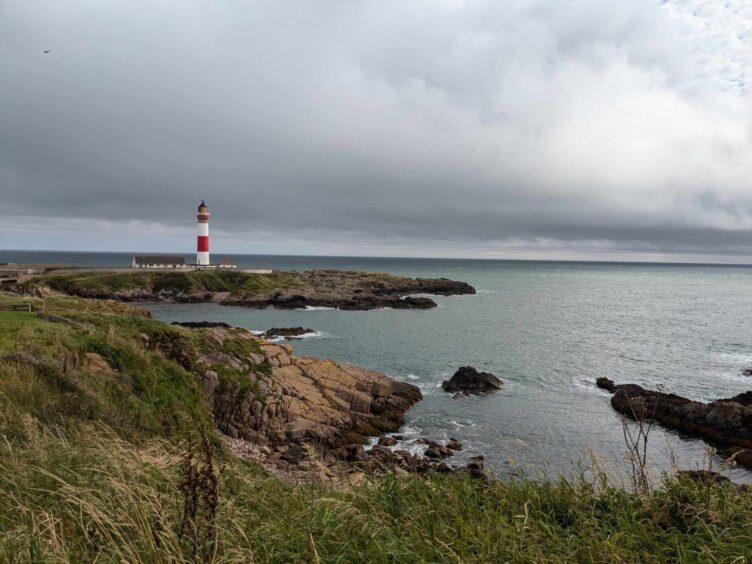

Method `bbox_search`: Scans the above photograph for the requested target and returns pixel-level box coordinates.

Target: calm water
[6,251,752,482]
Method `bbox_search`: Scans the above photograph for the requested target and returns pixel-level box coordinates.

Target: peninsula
[20,268,476,310]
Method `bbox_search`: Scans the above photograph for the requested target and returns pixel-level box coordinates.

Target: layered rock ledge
[194,326,422,448]
[597,378,752,468]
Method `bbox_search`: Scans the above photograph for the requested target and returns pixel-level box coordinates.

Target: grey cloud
[2,0,752,259]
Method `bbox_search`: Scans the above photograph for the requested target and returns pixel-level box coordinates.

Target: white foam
[300,306,336,311]
[450,419,477,429]
[399,425,421,437]
[265,330,331,342]
[400,442,429,456]
[296,330,328,340]
[413,382,439,395]
[572,377,600,393]
[715,352,752,364]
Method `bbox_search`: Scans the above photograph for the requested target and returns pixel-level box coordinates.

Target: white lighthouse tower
[196,200,210,266]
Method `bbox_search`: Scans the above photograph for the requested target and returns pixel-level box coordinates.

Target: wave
[295,330,328,340]
[264,331,330,343]
[571,377,603,394]
[618,354,648,363]
[450,419,477,430]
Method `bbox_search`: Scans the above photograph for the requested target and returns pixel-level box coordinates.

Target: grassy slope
[0,303,212,443]
[30,269,303,295]
[0,295,751,562]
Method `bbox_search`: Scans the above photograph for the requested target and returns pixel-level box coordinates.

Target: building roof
[132,255,186,265]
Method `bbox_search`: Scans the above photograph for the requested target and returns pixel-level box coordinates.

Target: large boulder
[595,377,616,392]
[442,366,502,394]
[264,327,315,340]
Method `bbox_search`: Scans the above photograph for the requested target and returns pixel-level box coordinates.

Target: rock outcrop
[195,326,422,448]
[597,379,752,468]
[442,366,503,394]
[173,321,232,329]
[222,270,476,310]
[183,326,492,479]
[263,327,315,340]
[226,434,487,482]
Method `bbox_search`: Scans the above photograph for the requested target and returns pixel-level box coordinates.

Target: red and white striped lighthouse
[196,200,210,266]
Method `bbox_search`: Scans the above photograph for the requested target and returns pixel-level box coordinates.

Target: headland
[15,267,476,310]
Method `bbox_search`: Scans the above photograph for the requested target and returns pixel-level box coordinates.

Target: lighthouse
[196,200,210,266]
[131,201,239,270]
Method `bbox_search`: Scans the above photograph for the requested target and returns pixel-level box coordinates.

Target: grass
[1,298,752,562]
[29,269,303,296]
[2,418,752,562]
[0,298,211,442]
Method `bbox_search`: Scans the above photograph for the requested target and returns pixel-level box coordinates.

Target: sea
[6,250,752,483]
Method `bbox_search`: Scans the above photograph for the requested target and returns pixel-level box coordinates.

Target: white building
[131,256,189,269]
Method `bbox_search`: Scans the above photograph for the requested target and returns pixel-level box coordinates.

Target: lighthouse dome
[198,200,208,212]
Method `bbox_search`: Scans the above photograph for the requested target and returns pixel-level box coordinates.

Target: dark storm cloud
[2,0,752,258]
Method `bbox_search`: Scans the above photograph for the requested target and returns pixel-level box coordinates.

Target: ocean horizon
[4,248,752,269]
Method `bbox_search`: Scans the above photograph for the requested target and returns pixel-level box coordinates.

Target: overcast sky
[2,0,752,261]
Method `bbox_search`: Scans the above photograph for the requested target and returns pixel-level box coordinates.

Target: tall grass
[2,416,752,562]
[1,306,752,562]
[29,270,302,296]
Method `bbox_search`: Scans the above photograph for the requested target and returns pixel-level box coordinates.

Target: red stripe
[197,236,209,252]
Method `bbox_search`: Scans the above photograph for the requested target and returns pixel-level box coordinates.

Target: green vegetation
[1,296,751,562]
[30,269,303,296]
[220,327,264,356]
[0,299,211,443]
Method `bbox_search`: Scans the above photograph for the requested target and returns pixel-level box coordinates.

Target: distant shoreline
[12,268,476,311]
[4,249,752,268]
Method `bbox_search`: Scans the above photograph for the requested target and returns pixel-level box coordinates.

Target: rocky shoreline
[26,269,476,311]
[597,378,752,469]
[182,324,486,480]
[14,270,485,480]
[221,270,476,310]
